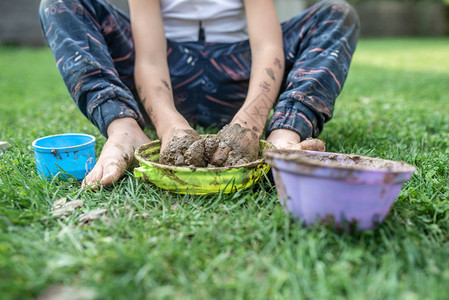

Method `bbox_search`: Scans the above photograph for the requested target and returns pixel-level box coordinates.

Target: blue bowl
[32,133,96,181]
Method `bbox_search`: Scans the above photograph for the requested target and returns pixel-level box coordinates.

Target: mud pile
[159,124,259,168]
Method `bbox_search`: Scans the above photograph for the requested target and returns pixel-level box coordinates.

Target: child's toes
[82,164,103,190]
[99,159,126,186]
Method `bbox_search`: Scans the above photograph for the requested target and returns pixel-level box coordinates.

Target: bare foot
[81,118,150,189]
[266,129,326,151]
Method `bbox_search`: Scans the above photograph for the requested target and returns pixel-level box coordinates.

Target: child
[39,0,359,187]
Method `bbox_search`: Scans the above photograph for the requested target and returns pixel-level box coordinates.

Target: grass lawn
[1,38,449,299]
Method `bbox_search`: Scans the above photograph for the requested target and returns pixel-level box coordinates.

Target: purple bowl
[264,150,416,230]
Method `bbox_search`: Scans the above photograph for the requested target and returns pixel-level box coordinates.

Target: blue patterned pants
[39,0,359,140]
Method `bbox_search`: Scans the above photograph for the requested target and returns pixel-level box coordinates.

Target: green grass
[1,38,449,299]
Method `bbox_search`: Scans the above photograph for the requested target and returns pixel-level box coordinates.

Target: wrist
[154,112,192,139]
[231,112,265,138]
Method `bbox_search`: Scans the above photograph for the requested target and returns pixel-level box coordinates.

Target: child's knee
[39,0,84,21]
[39,0,65,16]
[317,0,359,23]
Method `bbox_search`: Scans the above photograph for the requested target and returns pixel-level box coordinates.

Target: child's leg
[165,41,252,129]
[267,0,360,141]
[39,0,145,136]
[195,42,251,128]
[39,0,149,187]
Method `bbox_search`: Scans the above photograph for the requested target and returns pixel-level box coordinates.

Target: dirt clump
[184,136,220,167]
[159,130,220,168]
[297,138,326,152]
[210,124,259,167]
[159,124,259,168]
[271,150,411,171]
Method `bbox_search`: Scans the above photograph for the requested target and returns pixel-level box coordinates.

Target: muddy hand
[159,129,205,166]
[210,123,260,167]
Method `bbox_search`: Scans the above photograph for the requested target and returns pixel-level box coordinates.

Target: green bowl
[134,136,271,195]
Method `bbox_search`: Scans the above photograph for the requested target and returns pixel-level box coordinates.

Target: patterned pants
[39,0,359,140]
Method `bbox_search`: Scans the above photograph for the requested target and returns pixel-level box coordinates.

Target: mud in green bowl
[134,137,272,195]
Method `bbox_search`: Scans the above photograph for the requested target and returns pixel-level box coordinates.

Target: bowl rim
[134,137,270,172]
[263,149,417,174]
[32,133,96,151]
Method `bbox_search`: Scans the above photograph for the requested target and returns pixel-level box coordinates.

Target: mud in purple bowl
[32,133,96,181]
[264,149,416,230]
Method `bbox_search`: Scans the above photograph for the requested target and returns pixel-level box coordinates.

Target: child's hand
[159,128,202,166]
[159,129,218,168]
[210,123,260,167]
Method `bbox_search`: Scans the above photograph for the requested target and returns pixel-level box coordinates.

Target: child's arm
[233,0,285,136]
[212,0,289,163]
[129,0,195,150]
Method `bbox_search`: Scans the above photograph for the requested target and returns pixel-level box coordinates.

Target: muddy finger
[210,143,232,167]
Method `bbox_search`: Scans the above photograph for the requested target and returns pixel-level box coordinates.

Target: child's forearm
[134,65,189,138]
[130,0,190,138]
[235,0,284,136]
[233,46,284,136]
